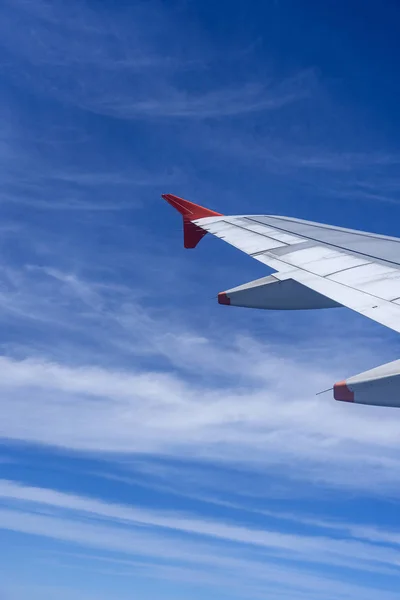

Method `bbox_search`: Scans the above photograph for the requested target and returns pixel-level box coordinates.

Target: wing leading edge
[163,193,400,408]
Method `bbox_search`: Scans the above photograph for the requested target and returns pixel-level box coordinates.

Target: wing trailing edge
[162,193,222,248]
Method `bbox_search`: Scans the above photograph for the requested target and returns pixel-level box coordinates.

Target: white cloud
[0,335,399,493]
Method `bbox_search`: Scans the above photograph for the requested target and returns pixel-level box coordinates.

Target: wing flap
[275,268,400,333]
[219,275,340,310]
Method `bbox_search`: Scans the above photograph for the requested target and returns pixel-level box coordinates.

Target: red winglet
[162,194,222,249]
[162,194,222,220]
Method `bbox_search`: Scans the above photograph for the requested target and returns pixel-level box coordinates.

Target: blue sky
[2,0,400,598]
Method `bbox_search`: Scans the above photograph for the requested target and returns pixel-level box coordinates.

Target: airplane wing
[163,193,400,408]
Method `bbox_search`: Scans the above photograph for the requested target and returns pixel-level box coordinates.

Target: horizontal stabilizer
[162,193,222,249]
[218,275,341,310]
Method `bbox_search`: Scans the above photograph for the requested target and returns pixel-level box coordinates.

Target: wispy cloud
[200,130,400,207]
[0,121,181,211]
[1,479,400,600]
[0,478,399,570]
[206,131,400,176]
[0,0,314,120]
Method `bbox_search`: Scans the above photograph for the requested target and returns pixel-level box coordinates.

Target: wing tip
[162,193,222,220]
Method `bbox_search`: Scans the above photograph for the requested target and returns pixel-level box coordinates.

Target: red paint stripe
[333,380,355,402]
[218,292,231,305]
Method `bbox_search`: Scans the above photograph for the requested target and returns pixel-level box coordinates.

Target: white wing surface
[196,213,400,334]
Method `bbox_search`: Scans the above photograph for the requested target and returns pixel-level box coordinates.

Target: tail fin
[162,193,222,249]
